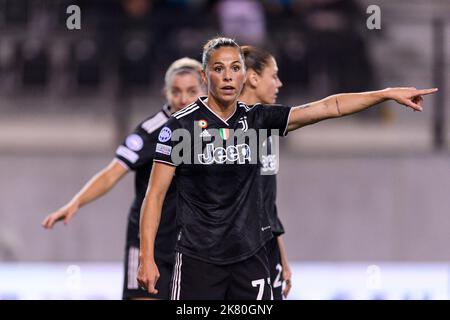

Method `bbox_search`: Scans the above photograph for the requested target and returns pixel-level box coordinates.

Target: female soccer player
[41,57,206,300]
[138,37,437,300]
[239,45,291,300]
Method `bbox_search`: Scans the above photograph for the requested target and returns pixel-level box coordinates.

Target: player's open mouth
[221,86,235,94]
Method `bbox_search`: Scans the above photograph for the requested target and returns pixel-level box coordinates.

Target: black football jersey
[153,97,291,264]
[115,104,177,264]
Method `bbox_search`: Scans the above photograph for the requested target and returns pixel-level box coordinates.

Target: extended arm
[287,87,438,132]
[41,159,128,228]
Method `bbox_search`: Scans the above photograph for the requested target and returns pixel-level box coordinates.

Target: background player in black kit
[41,57,205,299]
[138,37,437,300]
[239,45,292,300]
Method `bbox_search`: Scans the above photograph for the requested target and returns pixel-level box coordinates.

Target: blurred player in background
[239,45,291,299]
[137,36,437,300]
[41,57,206,300]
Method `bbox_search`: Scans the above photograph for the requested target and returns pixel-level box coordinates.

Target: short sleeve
[254,104,292,136]
[115,125,155,171]
[153,117,181,167]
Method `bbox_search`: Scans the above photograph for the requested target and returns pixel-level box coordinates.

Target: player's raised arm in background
[137,162,176,295]
[287,87,438,132]
[41,159,128,229]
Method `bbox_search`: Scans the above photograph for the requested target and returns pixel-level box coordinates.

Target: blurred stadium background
[0,0,449,299]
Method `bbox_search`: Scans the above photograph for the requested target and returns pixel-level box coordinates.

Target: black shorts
[122,245,173,300]
[266,236,284,300]
[170,247,272,300]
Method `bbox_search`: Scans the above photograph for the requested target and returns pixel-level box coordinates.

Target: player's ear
[247,69,259,88]
[201,69,207,86]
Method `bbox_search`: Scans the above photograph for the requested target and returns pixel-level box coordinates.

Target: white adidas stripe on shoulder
[172,102,198,117]
[174,105,199,119]
[173,104,198,118]
[141,111,169,134]
[238,102,251,112]
[243,102,263,112]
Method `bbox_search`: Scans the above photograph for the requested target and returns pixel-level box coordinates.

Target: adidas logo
[199,130,211,138]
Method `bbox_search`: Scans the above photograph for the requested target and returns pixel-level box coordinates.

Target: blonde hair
[164,57,203,90]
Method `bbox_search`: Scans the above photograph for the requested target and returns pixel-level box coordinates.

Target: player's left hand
[386,87,438,112]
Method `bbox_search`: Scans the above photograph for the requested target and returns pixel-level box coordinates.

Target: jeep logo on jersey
[158,127,172,142]
[198,143,251,164]
[169,127,280,166]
